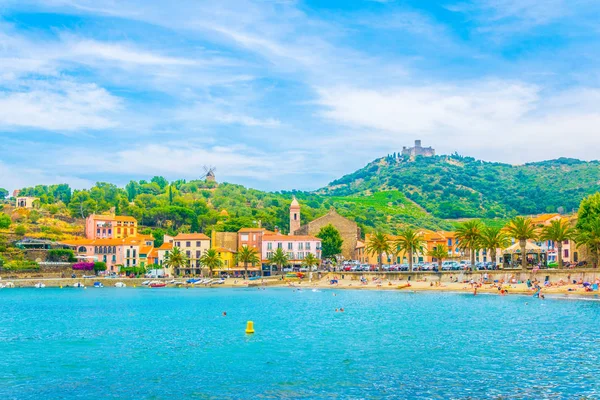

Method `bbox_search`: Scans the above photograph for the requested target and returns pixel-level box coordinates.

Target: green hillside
[321,154,600,219]
[4,154,599,240]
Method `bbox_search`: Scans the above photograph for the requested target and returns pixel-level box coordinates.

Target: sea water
[0,288,599,399]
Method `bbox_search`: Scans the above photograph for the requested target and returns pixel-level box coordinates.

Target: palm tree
[199,248,223,277]
[237,245,260,279]
[366,232,392,271]
[301,253,320,274]
[504,217,538,271]
[575,217,600,268]
[428,244,448,271]
[394,227,426,272]
[268,247,289,276]
[455,220,482,268]
[479,226,510,267]
[540,219,575,268]
[164,247,189,277]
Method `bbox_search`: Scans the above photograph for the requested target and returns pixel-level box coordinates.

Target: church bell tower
[289,196,301,235]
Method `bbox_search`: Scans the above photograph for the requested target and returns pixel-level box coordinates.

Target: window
[186,251,191,257]
[277,243,282,249]
[241,234,249,241]
[196,250,201,258]
[130,228,134,234]
[78,246,86,252]
[288,242,293,250]
[112,255,116,262]
[186,241,191,247]
[126,249,130,258]
[298,242,303,250]
[253,234,256,241]
[196,241,201,247]
[96,229,100,235]
[267,252,273,259]
[447,238,452,246]
[117,228,121,234]
[294,213,297,221]
[564,249,569,258]
[108,229,112,234]
[175,241,181,247]
[133,249,136,258]
[267,242,272,250]
[306,242,311,250]
[563,240,569,245]
[287,252,293,259]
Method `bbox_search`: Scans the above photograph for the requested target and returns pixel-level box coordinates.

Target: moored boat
[149,282,166,288]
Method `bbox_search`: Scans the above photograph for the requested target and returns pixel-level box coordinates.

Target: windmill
[202,165,217,182]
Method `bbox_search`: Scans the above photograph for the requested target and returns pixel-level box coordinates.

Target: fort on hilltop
[401,140,435,157]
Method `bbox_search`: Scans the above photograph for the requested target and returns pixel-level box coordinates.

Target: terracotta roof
[214,247,236,253]
[139,245,153,255]
[62,237,144,246]
[174,233,210,240]
[355,241,365,249]
[238,227,265,232]
[148,249,159,258]
[262,234,320,242]
[158,242,173,250]
[114,215,137,222]
[219,209,230,216]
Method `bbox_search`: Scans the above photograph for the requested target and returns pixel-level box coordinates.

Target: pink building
[63,236,153,273]
[261,233,321,267]
[85,214,138,239]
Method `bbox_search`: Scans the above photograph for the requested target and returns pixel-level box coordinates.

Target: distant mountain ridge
[319,154,600,219]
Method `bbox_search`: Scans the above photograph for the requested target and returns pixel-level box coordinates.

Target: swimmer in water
[340,308,344,312]
[335,308,339,312]
[222,312,227,316]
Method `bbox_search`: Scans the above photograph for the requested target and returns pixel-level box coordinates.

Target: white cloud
[0,160,93,193]
[315,81,600,163]
[0,80,121,131]
[56,142,306,181]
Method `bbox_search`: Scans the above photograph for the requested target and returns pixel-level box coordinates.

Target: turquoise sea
[0,288,599,399]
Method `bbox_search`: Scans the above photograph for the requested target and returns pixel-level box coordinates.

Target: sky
[1,0,600,192]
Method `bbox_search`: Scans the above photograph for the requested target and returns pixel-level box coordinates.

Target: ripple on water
[0,288,598,399]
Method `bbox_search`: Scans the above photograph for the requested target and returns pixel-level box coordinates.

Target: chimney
[415,140,422,147]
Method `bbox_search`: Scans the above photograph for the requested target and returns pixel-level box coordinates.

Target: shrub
[3,260,39,271]
[47,249,76,262]
[14,225,26,236]
[72,262,94,271]
[0,213,10,229]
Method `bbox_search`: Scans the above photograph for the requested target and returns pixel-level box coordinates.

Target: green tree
[576,193,600,230]
[0,188,8,199]
[164,247,189,276]
[94,261,107,274]
[479,226,510,266]
[238,246,260,279]
[428,244,448,271]
[366,232,391,271]
[394,227,426,272]
[199,248,223,277]
[301,253,320,273]
[504,217,538,271]
[455,220,483,267]
[268,247,289,276]
[68,191,97,218]
[316,224,343,261]
[540,219,575,268]
[0,213,11,229]
[575,217,600,268]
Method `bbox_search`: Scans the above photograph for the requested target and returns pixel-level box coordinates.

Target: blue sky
[1,0,599,192]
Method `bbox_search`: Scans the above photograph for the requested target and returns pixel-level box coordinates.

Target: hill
[320,154,600,219]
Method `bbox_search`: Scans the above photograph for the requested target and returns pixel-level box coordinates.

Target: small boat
[149,282,166,288]
[93,282,104,288]
[170,281,184,286]
[115,282,126,288]
[141,280,151,286]
[73,282,85,288]
[34,282,46,288]
[213,278,225,285]
[186,278,201,284]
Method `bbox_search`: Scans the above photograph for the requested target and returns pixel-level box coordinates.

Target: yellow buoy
[60,286,63,289]
[245,321,255,334]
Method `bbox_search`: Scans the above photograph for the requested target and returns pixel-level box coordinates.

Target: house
[85,214,138,239]
[15,196,38,209]
[168,233,211,275]
[214,247,236,273]
[62,236,152,273]
[262,232,321,268]
[237,227,269,261]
